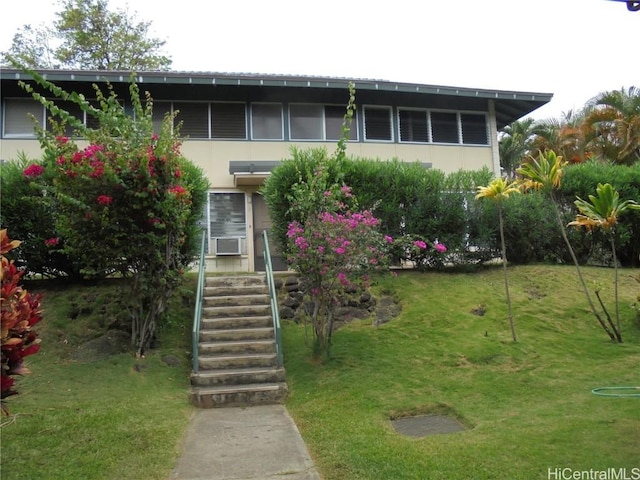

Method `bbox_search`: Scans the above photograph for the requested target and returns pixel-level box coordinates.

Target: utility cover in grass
[391,415,467,437]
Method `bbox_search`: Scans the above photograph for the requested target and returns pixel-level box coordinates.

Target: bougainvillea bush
[1,230,42,414]
[16,69,208,357]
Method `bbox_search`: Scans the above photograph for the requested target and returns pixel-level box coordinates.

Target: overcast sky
[1,0,638,121]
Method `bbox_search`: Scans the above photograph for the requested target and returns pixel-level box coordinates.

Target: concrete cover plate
[391,414,467,437]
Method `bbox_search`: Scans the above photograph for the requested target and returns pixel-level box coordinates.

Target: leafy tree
[517,151,618,341]
[569,183,640,342]
[475,177,521,342]
[530,109,591,164]
[583,87,640,165]
[1,0,171,70]
[1,230,43,415]
[498,118,537,177]
[16,67,208,357]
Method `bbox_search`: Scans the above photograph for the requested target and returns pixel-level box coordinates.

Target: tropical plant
[517,150,617,341]
[531,109,591,164]
[475,177,521,341]
[582,86,640,165]
[498,118,538,177]
[568,183,640,341]
[1,230,43,414]
[1,0,171,70]
[15,67,208,357]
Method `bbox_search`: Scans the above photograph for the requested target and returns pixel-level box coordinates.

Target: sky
[1,0,638,121]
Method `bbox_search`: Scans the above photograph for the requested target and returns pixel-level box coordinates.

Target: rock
[161,355,182,367]
[72,330,130,362]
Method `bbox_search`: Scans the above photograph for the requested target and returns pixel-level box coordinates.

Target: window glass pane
[212,102,246,139]
[461,113,488,144]
[209,193,246,238]
[152,101,172,135]
[364,106,392,141]
[251,103,283,140]
[290,104,323,140]
[3,98,43,136]
[46,100,84,136]
[325,105,356,140]
[399,110,428,142]
[431,111,459,143]
[174,102,209,138]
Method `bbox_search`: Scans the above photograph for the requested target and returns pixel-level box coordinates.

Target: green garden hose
[591,386,640,397]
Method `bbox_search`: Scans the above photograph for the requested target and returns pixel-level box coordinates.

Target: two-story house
[0,68,552,272]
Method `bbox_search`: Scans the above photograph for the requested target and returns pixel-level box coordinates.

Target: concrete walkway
[171,405,321,480]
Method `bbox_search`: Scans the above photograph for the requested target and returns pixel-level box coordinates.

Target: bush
[1,230,42,414]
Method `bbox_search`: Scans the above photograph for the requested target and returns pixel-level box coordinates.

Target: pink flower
[168,185,187,196]
[97,195,113,205]
[23,164,45,178]
[341,185,353,197]
[55,135,69,144]
[337,272,349,286]
[414,240,427,249]
[435,243,447,253]
[317,246,325,253]
[384,235,393,243]
[334,247,345,255]
[44,237,59,247]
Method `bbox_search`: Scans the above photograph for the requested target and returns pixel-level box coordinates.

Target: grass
[1,265,638,479]
[283,264,640,480]
[1,277,196,480]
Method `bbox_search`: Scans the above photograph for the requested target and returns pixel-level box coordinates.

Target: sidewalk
[171,404,321,480]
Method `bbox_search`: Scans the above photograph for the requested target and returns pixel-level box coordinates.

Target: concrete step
[204,285,267,297]
[203,294,270,308]
[191,367,286,387]
[203,304,272,318]
[202,316,273,330]
[200,327,274,342]
[205,275,266,288]
[198,353,277,370]
[190,382,288,408]
[198,339,276,356]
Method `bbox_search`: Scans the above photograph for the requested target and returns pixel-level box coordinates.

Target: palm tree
[475,177,521,342]
[582,87,640,165]
[569,183,640,342]
[531,109,591,164]
[517,150,617,341]
[499,118,537,177]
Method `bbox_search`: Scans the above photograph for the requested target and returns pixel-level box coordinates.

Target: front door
[252,193,287,271]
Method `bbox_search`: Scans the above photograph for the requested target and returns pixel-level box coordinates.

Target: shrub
[1,230,43,414]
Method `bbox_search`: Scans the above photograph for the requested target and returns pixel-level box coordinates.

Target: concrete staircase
[190,275,287,408]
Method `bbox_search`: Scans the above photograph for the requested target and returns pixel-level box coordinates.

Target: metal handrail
[263,230,283,367]
[191,230,207,373]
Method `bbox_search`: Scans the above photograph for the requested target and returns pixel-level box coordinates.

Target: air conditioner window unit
[214,237,242,256]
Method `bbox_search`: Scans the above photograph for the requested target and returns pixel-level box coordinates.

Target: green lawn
[1,265,638,480]
[283,265,640,480]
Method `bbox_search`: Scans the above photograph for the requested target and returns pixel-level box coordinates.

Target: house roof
[0,68,553,128]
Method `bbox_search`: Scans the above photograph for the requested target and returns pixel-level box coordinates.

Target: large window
[174,102,209,138]
[251,103,283,140]
[212,102,246,139]
[289,104,357,141]
[3,98,43,137]
[364,106,393,141]
[399,109,429,143]
[430,111,459,144]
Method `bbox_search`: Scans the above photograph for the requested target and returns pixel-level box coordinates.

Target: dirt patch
[391,414,468,437]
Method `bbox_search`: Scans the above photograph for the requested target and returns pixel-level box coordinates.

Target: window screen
[3,98,43,136]
[174,102,209,138]
[364,106,392,141]
[461,113,488,145]
[212,102,246,139]
[431,111,459,144]
[251,103,283,140]
[399,110,429,143]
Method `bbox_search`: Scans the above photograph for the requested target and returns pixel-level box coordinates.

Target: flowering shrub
[1,230,42,414]
[286,208,390,356]
[17,70,208,357]
[388,234,448,271]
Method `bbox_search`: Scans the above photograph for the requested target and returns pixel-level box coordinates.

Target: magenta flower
[168,185,187,196]
[44,237,59,247]
[334,247,346,255]
[384,235,393,243]
[97,195,113,205]
[23,164,45,178]
[435,243,447,253]
[414,240,427,249]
